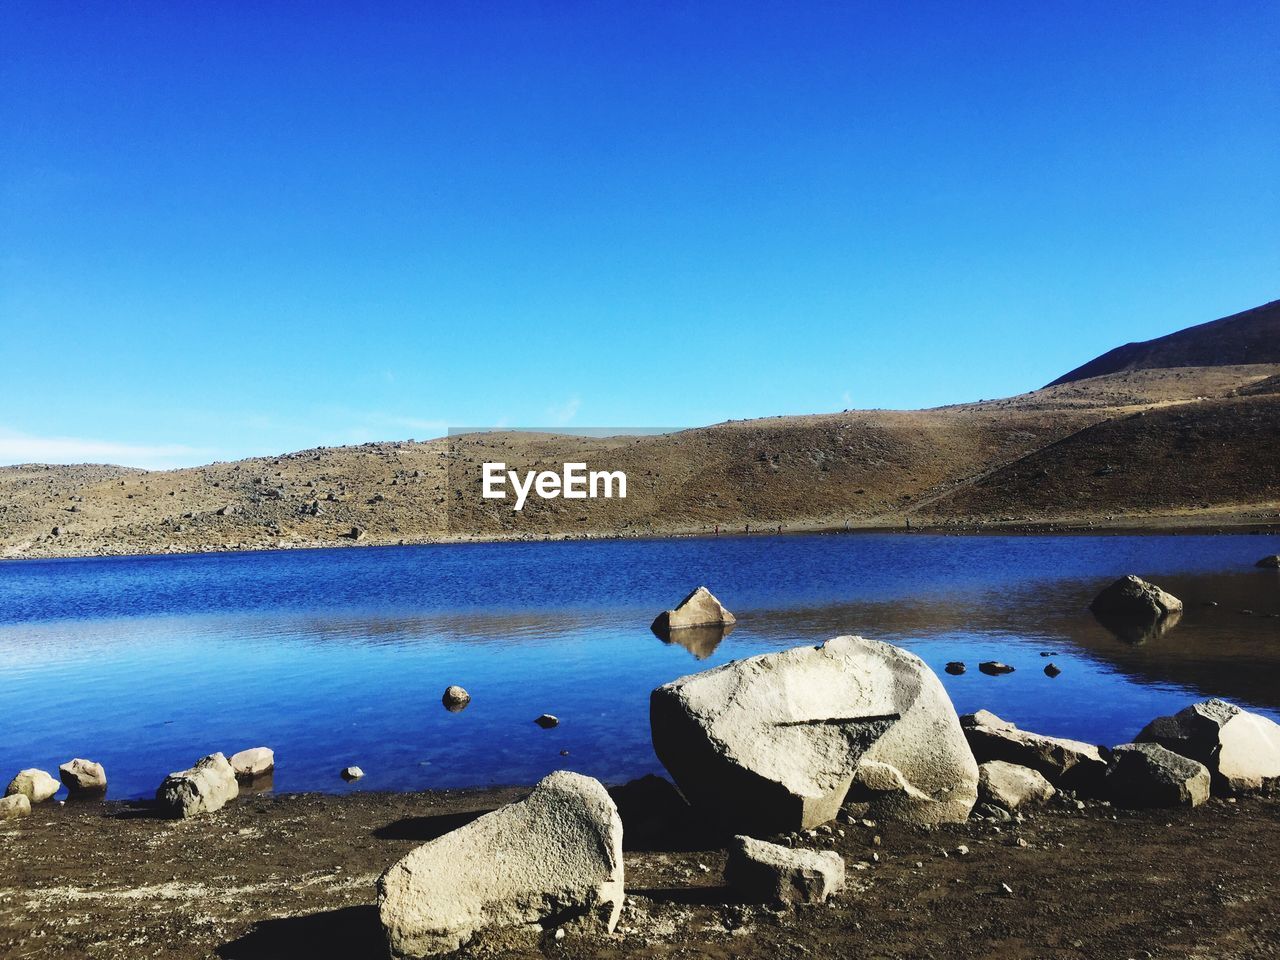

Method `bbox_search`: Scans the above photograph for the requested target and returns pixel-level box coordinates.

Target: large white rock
[156,753,239,818]
[725,835,845,906]
[651,586,736,634]
[0,793,31,820]
[1107,743,1210,808]
[5,769,60,803]
[977,761,1056,811]
[378,771,624,958]
[961,710,1108,794]
[650,636,978,832]
[229,747,275,780]
[1136,698,1280,793]
[58,758,107,795]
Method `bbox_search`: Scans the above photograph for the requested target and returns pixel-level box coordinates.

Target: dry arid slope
[2,302,1278,558]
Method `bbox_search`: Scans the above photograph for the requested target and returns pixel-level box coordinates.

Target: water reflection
[652,622,735,660]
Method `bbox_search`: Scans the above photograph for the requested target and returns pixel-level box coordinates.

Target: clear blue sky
[2,2,1277,468]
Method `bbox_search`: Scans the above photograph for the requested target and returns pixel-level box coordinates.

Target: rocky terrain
[2,300,1277,559]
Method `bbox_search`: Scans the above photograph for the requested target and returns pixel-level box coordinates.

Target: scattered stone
[156,753,240,818]
[978,661,1015,676]
[1043,663,1062,678]
[442,686,471,711]
[1136,698,1280,793]
[1256,554,1280,568]
[978,760,1056,810]
[341,766,364,781]
[651,636,978,832]
[0,793,32,820]
[945,661,966,675]
[5,769,60,803]
[651,586,736,634]
[725,835,845,906]
[1090,575,1182,641]
[955,844,970,856]
[378,771,623,958]
[961,710,1107,794]
[58,758,107,796]
[229,747,275,780]
[1106,743,1210,808]
[1000,882,1014,896]
[534,714,559,729]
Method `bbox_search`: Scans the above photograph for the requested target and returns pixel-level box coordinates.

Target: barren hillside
[2,303,1278,558]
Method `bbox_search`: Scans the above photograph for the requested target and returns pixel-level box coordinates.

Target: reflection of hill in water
[740,569,1280,712]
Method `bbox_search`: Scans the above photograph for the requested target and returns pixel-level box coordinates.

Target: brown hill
[3,302,1278,558]
[1047,299,1280,386]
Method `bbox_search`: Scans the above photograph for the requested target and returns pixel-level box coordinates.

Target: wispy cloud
[547,396,581,426]
[0,428,209,470]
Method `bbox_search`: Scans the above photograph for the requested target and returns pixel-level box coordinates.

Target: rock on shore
[961,710,1108,794]
[1137,699,1280,793]
[1106,743,1210,808]
[378,771,623,958]
[156,754,239,818]
[0,793,32,820]
[725,835,845,906]
[977,761,1055,811]
[5,769,60,804]
[651,636,978,832]
[58,759,107,796]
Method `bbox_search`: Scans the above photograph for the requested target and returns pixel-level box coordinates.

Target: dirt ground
[2,786,1277,960]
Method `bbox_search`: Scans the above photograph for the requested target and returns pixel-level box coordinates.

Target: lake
[1,533,1278,800]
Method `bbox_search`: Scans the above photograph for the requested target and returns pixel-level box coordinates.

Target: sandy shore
[2,786,1277,959]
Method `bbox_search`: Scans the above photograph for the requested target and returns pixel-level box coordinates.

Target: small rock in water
[1202,601,1219,608]
[341,766,364,781]
[1039,651,1058,657]
[1044,663,1062,678]
[442,685,471,711]
[979,661,1015,676]
[559,749,570,756]
[945,661,966,675]
[229,747,275,780]
[1256,554,1280,569]
[535,714,559,729]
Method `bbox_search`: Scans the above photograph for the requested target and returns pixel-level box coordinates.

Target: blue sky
[2,2,1277,468]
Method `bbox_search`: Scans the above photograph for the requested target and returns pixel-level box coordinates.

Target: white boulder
[378,771,623,958]
[977,761,1056,811]
[5,769,60,803]
[156,753,239,818]
[725,835,845,906]
[229,747,275,780]
[650,636,978,832]
[651,586,736,634]
[0,793,32,820]
[1136,698,1280,793]
[58,758,107,795]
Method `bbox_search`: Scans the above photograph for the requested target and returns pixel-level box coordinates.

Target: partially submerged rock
[961,710,1108,794]
[978,661,1014,676]
[651,636,978,832]
[378,771,623,958]
[5,769,60,803]
[58,758,107,796]
[1136,699,1280,793]
[651,586,736,636]
[978,761,1056,811]
[229,747,274,780]
[1107,743,1210,808]
[0,793,31,820]
[1256,554,1280,569]
[944,661,966,675]
[1090,575,1183,642]
[341,766,364,781]
[156,753,239,818]
[534,714,559,729]
[442,685,471,711]
[725,835,844,906]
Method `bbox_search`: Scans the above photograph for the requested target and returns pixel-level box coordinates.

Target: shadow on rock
[217,905,381,959]
[372,809,490,841]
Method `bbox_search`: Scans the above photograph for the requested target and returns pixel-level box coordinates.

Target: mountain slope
[1047,299,1280,386]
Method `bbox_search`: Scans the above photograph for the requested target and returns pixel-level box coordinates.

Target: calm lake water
[1,533,1278,800]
